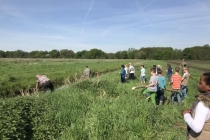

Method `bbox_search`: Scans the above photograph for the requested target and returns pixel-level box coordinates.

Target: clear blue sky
[0,0,210,53]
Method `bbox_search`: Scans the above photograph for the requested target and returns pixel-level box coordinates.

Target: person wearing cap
[36,74,54,92]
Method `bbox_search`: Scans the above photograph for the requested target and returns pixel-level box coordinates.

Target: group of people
[35,60,210,139]
[120,63,135,83]
[140,64,190,106]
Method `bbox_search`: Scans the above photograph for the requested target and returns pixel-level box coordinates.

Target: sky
[0,0,210,53]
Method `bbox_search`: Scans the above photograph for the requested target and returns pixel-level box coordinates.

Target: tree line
[0,44,209,60]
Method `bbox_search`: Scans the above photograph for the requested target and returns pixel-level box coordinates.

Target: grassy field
[0,58,148,98]
[0,59,208,140]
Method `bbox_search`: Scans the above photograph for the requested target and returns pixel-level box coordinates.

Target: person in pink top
[36,74,54,92]
[170,67,182,105]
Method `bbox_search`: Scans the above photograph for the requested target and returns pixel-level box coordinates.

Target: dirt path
[166,61,210,72]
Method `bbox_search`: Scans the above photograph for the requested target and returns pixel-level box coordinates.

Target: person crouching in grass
[170,67,182,105]
[36,74,54,92]
[157,69,166,105]
[182,72,210,139]
[142,68,158,106]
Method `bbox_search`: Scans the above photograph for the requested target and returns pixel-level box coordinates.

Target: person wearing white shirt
[129,63,135,80]
[182,72,210,139]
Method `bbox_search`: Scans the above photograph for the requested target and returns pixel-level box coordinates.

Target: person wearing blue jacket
[120,65,126,83]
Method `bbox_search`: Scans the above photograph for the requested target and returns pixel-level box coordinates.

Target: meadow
[0,58,145,98]
[0,59,209,140]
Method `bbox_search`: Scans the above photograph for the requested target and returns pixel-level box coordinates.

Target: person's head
[153,65,156,68]
[36,74,40,79]
[198,72,210,93]
[184,67,189,72]
[125,64,127,67]
[86,66,88,68]
[121,65,125,68]
[183,59,185,62]
[129,63,132,66]
[157,69,162,75]
[141,65,144,68]
[175,67,180,72]
[150,68,156,75]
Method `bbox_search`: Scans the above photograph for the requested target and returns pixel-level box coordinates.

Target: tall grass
[0,59,205,139]
[0,59,148,98]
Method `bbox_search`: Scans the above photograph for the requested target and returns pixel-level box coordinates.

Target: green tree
[0,50,6,58]
[49,50,60,58]
[127,48,135,59]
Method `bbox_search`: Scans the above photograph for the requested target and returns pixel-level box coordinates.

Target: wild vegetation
[0,59,209,139]
[0,59,144,98]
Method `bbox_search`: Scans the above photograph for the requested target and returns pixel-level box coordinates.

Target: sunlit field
[0,59,209,139]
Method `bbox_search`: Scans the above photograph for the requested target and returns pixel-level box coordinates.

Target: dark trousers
[157,90,164,101]
[129,73,134,80]
[121,77,125,83]
[41,80,54,92]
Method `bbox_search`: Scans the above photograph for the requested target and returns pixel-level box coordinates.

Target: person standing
[170,67,182,105]
[124,64,129,79]
[182,72,210,139]
[129,63,135,80]
[83,66,91,79]
[157,69,166,105]
[140,65,146,84]
[142,68,158,106]
[120,65,126,83]
[36,74,54,92]
[166,64,173,82]
[181,59,187,75]
[181,67,190,98]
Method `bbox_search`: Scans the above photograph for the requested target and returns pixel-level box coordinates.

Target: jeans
[121,76,125,83]
[181,85,187,98]
[157,90,164,101]
[129,73,134,80]
[171,91,181,105]
[167,73,172,82]
[141,76,145,82]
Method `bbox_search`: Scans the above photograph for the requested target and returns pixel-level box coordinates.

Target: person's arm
[184,102,210,133]
[181,73,187,81]
[36,81,39,90]
[146,82,154,88]
[146,77,155,87]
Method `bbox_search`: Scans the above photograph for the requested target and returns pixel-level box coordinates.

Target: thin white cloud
[81,0,95,39]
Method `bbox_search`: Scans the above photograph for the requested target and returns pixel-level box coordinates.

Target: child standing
[124,64,129,79]
[182,72,210,139]
[157,69,166,105]
[166,64,173,82]
[140,65,146,84]
[120,65,126,83]
[142,68,158,106]
[170,67,182,105]
[129,63,135,80]
[181,67,190,98]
